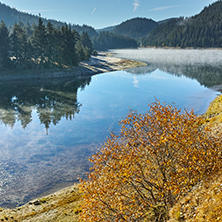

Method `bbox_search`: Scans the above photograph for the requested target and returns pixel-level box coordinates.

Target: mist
[111,48,222,66]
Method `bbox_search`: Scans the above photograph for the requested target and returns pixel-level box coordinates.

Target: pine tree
[45,22,56,67]
[59,24,78,66]
[11,23,28,69]
[32,18,46,68]
[75,40,86,61]
[81,32,93,55]
[0,20,10,69]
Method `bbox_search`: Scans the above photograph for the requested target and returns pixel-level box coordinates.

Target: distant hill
[142,0,222,48]
[0,2,98,38]
[92,31,138,50]
[157,18,176,25]
[112,17,158,39]
[96,25,116,33]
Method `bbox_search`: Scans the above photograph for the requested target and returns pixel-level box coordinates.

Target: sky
[0,0,217,29]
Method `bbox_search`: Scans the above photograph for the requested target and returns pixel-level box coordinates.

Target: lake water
[0,48,222,207]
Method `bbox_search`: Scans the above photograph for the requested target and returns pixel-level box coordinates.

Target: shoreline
[0,53,147,220]
[0,52,147,82]
[0,53,221,221]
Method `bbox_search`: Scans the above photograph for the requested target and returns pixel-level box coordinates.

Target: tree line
[93,31,138,51]
[0,18,93,70]
[142,1,222,48]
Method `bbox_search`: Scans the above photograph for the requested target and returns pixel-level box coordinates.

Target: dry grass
[204,94,222,133]
[168,94,222,222]
[169,173,222,222]
[0,185,81,222]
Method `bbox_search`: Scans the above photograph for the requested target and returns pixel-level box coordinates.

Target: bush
[79,100,222,221]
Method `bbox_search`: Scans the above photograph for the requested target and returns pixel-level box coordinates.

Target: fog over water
[111,48,222,66]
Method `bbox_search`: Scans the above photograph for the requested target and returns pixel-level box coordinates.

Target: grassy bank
[0,185,81,222]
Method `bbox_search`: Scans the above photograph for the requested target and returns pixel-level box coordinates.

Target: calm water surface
[0,49,221,207]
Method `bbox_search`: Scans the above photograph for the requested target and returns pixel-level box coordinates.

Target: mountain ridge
[0,1,221,49]
[0,2,98,38]
[142,0,222,47]
[112,17,158,39]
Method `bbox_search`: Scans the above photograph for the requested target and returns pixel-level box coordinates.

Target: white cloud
[149,5,180,12]
[91,7,96,15]
[132,76,139,88]
[133,0,140,12]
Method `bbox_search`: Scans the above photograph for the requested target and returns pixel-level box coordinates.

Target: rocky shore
[0,52,147,82]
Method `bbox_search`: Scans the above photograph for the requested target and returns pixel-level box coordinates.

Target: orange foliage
[79,100,222,221]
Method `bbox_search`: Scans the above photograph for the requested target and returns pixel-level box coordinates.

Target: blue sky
[1,0,216,29]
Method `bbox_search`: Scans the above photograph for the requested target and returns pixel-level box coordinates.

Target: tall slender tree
[11,23,28,69]
[45,22,56,67]
[81,31,93,55]
[59,24,78,66]
[32,18,46,68]
[0,20,10,69]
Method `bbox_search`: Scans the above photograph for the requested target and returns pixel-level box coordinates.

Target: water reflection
[0,76,91,133]
[1,64,221,133]
[127,64,222,91]
[0,76,93,208]
[0,61,221,208]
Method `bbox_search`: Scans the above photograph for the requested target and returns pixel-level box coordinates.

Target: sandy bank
[0,52,147,82]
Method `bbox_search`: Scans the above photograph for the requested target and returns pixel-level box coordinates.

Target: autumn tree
[79,100,222,221]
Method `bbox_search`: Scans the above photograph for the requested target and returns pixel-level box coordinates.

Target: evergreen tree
[0,20,10,69]
[25,22,34,38]
[45,22,56,67]
[81,32,93,54]
[75,40,86,61]
[59,24,78,66]
[11,23,28,69]
[32,18,46,68]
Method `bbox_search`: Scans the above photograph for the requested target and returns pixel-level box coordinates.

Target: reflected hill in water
[126,63,222,91]
[126,65,157,74]
[0,76,91,133]
[1,62,221,133]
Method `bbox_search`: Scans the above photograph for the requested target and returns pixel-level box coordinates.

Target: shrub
[79,100,222,221]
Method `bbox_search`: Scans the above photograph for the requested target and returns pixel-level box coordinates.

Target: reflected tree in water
[126,63,222,91]
[0,76,91,132]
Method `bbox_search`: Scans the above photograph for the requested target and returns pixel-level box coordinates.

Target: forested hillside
[112,17,158,39]
[0,18,93,70]
[0,2,98,38]
[92,31,138,50]
[142,0,222,48]
[93,18,158,50]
